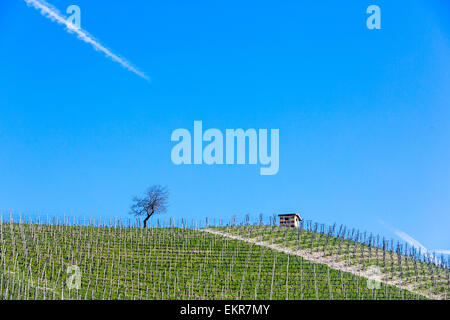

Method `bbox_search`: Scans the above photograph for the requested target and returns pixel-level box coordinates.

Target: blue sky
[0,1,449,252]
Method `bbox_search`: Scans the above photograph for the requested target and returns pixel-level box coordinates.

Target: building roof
[278,213,302,220]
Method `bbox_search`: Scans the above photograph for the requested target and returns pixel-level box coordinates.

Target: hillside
[209,223,449,300]
[0,218,443,300]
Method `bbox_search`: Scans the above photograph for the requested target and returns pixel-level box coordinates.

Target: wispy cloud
[23,0,149,81]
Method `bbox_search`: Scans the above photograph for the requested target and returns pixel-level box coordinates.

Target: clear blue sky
[0,1,449,251]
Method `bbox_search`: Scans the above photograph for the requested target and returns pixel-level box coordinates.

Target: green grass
[0,221,429,300]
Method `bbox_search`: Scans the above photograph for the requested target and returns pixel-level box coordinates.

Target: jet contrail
[380,220,449,260]
[394,229,428,253]
[24,0,149,81]
[435,249,450,255]
[394,229,449,265]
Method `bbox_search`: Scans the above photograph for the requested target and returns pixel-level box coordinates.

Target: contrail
[435,249,450,255]
[23,0,149,81]
[394,229,428,253]
[380,220,449,260]
[394,229,449,264]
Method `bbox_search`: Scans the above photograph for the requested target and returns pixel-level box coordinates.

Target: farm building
[278,213,302,228]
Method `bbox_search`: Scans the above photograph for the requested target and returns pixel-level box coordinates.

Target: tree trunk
[143,214,150,228]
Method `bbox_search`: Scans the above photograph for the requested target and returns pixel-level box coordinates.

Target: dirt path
[201,228,444,300]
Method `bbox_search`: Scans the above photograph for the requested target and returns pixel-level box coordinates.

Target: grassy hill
[210,222,449,299]
[0,217,445,300]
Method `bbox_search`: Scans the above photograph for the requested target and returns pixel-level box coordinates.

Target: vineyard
[210,220,450,300]
[0,216,448,300]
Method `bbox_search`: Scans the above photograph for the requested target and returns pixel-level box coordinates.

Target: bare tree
[130,185,169,228]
